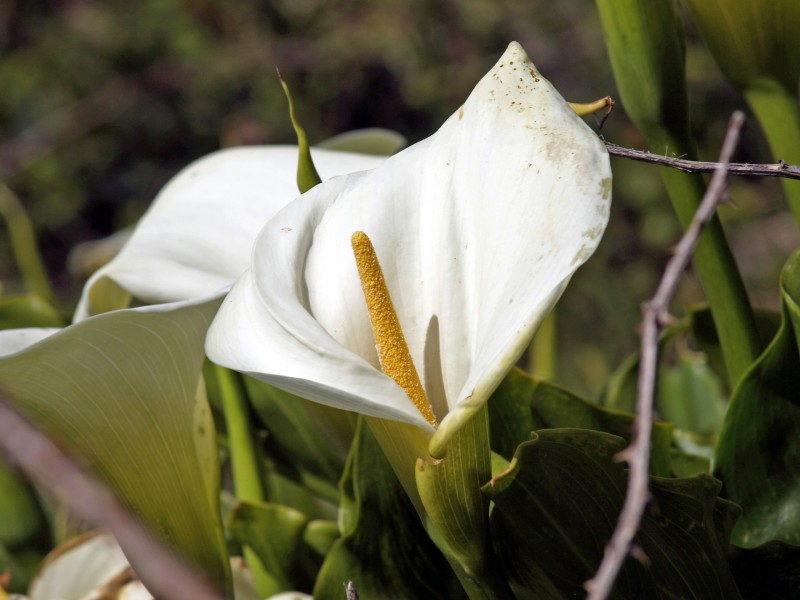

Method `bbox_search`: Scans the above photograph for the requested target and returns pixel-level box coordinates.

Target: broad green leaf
[316,128,407,156]
[0,295,63,329]
[0,299,230,588]
[490,368,672,476]
[227,501,311,595]
[484,429,741,599]
[728,541,800,599]
[714,250,800,546]
[595,0,761,385]
[313,418,465,600]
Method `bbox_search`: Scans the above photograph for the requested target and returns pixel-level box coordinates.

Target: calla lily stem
[213,365,271,595]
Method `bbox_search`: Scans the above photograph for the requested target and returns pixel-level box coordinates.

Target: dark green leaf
[728,541,800,599]
[714,250,800,546]
[490,368,672,476]
[484,429,741,599]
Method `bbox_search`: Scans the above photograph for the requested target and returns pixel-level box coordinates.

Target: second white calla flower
[206,42,612,456]
[74,146,386,320]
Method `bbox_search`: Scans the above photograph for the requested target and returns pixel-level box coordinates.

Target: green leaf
[727,541,800,599]
[490,368,673,476]
[0,459,47,549]
[595,0,761,386]
[683,1,800,223]
[313,418,465,600]
[0,299,230,589]
[0,460,48,592]
[0,294,63,329]
[316,128,407,156]
[227,501,311,595]
[302,520,339,559]
[278,73,322,193]
[714,249,800,546]
[484,429,741,599]
[658,353,726,437]
[244,377,354,493]
[690,307,781,389]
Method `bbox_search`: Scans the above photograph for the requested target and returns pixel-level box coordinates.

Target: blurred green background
[0,0,796,398]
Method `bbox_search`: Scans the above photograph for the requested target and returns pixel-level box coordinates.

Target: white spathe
[21,531,301,600]
[74,146,385,320]
[206,42,612,456]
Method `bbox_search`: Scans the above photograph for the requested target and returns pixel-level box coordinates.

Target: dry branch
[605,141,800,180]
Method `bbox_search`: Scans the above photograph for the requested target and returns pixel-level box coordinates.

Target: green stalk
[528,310,556,380]
[742,82,800,225]
[416,406,515,600]
[0,183,55,305]
[596,0,761,386]
[213,365,271,595]
[654,132,762,384]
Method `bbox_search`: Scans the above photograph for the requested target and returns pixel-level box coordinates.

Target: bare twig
[0,395,225,600]
[585,111,746,600]
[605,141,800,181]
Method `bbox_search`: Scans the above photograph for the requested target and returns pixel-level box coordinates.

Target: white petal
[28,532,130,600]
[74,146,385,320]
[208,42,611,449]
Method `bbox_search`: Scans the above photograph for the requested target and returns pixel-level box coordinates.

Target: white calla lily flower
[19,531,301,600]
[75,146,386,320]
[206,41,612,457]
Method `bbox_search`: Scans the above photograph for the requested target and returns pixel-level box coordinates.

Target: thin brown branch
[585,111,746,600]
[605,141,800,180]
[0,395,226,600]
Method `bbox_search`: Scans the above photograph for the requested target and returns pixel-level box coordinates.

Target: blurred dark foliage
[0,0,795,396]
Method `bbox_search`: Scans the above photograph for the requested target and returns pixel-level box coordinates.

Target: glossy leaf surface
[485,429,741,599]
[714,250,800,546]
